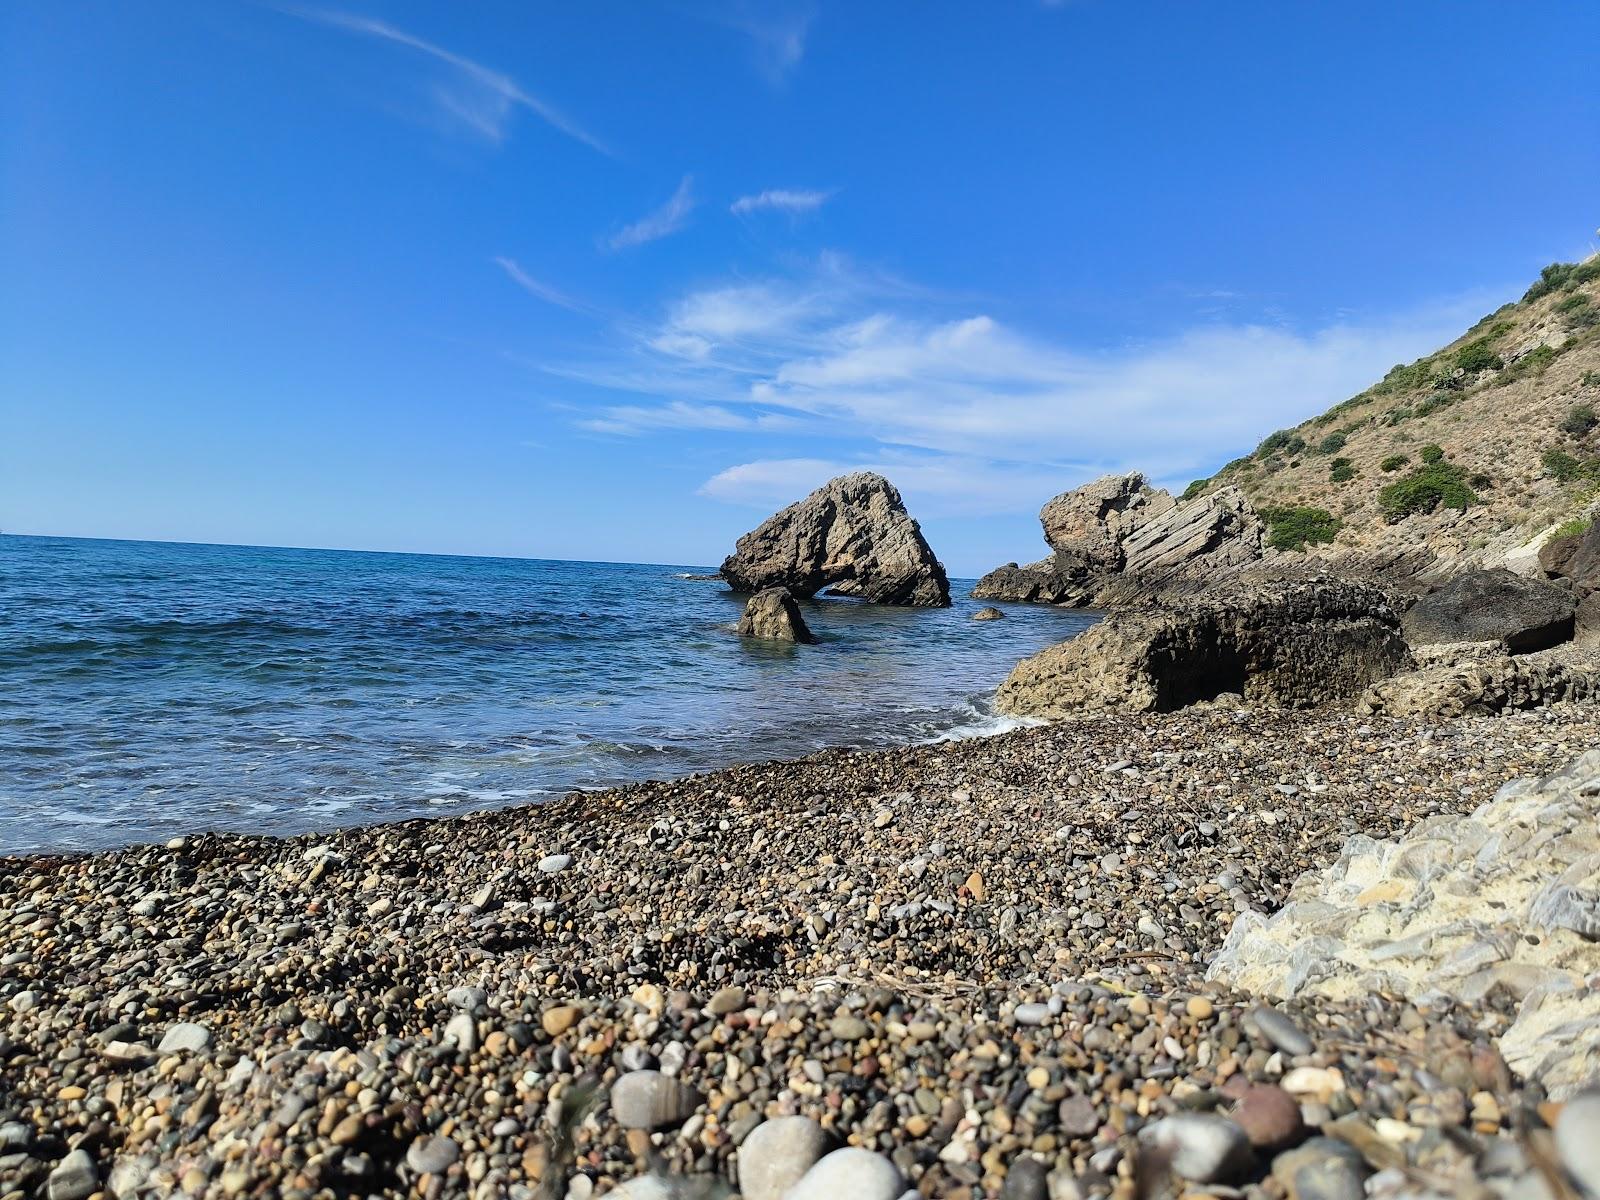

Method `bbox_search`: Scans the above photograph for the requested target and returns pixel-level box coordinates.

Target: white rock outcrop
[1209,750,1600,1097]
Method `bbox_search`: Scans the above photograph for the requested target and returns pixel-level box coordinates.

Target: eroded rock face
[1402,568,1575,653]
[1208,749,1600,1099]
[971,559,1091,605]
[1040,472,1174,570]
[1358,653,1600,718]
[720,473,950,607]
[735,588,817,644]
[996,581,1411,717]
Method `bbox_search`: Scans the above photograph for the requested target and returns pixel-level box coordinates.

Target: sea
[0,535,1096,855]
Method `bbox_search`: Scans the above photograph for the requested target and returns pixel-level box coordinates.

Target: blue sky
[3,1,1597,575]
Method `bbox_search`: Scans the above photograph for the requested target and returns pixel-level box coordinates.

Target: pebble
[405,1134,460,1175]
[611,1070,703,1131]
[1555,1089,1600,1198]
[1248,1005,1314,1056]
[538,853,573,873]
[543,1004,580,1035]
[157,1021,212,1054]
[1230,1083,1305,1149]
[737,1115,833,1200]
[1139,1113,1254,1183]
[782,1147,906,1200]
[46,1149,99,1200]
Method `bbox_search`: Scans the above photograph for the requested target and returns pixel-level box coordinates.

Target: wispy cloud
[606,176,696,250]
[493,257,592,314]
[289,7,609,153]
[694,2,815,83]
[730,188,834,217]
[541,258,1500,509]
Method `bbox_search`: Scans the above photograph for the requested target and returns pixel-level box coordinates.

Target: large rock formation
[720,473,950,607]
[975,477,1266,607]
[1040,472,1173,570]
[1208,749,1600,1099]
[735,588,817,643]
[1357,651,1600,718]
[1401,568,1575,653]
[996,581,1411,717]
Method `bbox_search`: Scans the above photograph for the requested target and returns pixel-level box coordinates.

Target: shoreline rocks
[997,581,1412,717]
[1402,567,1576,652]
[720,472,951,607]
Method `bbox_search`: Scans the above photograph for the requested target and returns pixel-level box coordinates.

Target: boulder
[1357,654,1600,718]
[996,581,1412,717]
[1040,472,1174,570]
[1540,530,1585,578]
[720,473,950,607]
[735,588,817,644]
[971,606,1005,621]
[1565,522,1600,586]
[1208,747,1600,1098]
[1402,568,1575,653]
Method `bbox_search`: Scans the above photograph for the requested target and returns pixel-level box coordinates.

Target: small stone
[1229,1084,1304,1150]
[7,990,36,1014]
[157,1022,212,1054]
[1001,1155,1049,1200]
[443,1011,478,1052]
[611,1070,703,1131]
[1186,996,1215,1020]
[737,1115,833,1200]
[1247,1005,1313,1056]
[406,1134,460,1176]
[47,1149,99,1200]
[538,854,572,874]
[1013,1003,1051,1026]
[965,870,987,902]
[828,1015,870,1042]
[1138,1113,1253,1183]
[782,1147,906,1200]
[873,810,894,828]
[1057,1094,1099,1138]
[542,1005,580,1036]
[1554,1090,1600,1199]
[706,986,747,1016]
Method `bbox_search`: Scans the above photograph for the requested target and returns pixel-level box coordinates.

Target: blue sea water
[0,535,1096,855]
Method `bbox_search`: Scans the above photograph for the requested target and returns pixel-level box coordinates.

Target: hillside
[1189,255,1600,574]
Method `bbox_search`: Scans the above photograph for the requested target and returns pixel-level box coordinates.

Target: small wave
[673,572,723,581]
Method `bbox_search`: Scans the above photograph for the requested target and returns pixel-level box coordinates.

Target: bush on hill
[1380,453,1410,472]
[1454,338,1504,374]
[1329,458,1356,482]
[1378,451,1479,523]
[1560,404,1598,437]
[1260,505,1341,551]
[1420,444,1445,464]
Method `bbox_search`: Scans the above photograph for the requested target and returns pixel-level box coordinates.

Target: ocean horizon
[0,533,1094,855]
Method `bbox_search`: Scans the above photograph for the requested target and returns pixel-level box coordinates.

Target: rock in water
[1401,568,1575,653]
[736,587,818,643]
[781,1147,906,1200]
[737,1116,833,1200]
[719,472,950,607]
[997,581,1411,717]
[972,606,1005,621]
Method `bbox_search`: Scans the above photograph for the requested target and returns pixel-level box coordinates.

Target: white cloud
[730,188,834,216]
[289,8,609,153]
[492,257,591,313]
[577,401,803,436]
[696,3,815,82]
[548,261,1499,511]
[607,176,696,250]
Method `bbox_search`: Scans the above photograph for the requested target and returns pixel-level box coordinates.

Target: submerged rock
[720,472,950,607]
[736,587,818,644]
[1402,568,1575,653]
[971,606,1005,621]
[997,581,1411,717]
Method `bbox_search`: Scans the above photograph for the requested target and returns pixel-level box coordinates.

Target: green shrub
[1525,261,1584,302]
[1181,479,1208,501]
[1329,458,1356,482]
[1561,404,1598,437]
[1373,358,1434,396]
[1314,431,1347,455]
[1556,293,1591,314]
[1420,443,1445,464]
[1469,472,1493,491]
[1541,447,1597,483]
[1380,453,1410,472]
[1454,338,1504,374]
[1552,516,1594,540]
[1412,392,1457,419]
[1260,505,1341,551]
[1584,371,1600,388]
[1497,343,1559,386]
[1256,429,1306,458]
[1378,453,1479,522]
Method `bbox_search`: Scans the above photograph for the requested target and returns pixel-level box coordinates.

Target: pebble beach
[6,704,1600,1199]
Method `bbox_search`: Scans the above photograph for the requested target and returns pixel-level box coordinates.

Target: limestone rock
[997,581,1412,717]
[736,588,817,644]
[1402,568,1575,653]
[1540,530,1585,578]
[1358,653,1600,718]
[1207,748,1600,1098]
[720,473,950,607]
[1040,472,1174,570]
